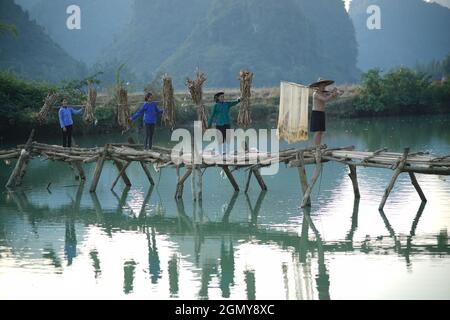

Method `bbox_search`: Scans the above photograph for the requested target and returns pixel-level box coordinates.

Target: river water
[0,115,449,299]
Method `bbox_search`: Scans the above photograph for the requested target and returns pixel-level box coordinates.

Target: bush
[354,67,448,116]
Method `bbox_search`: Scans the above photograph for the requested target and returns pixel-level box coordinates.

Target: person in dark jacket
[130,92,163,150]
[208,92,241,155]
[58,98,84,148]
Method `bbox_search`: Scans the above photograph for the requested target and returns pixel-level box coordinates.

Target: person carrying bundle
[58,98,84,148]
[309,78,343,146]
[130,92,163,150]
[207,92,241,155]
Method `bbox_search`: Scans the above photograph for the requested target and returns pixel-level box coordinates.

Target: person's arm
[58,108,65,129]
[154,102,163,113]
[227,98,241,109]
[208,104,218,128]
[131,103,146,121]
[71,107,84,115]
[314,92,337,103]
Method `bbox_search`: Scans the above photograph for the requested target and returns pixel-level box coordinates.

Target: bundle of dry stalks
[186,71,208,131]
[238,70,253,128]
[117,86,130,132]
[83,81,97,124]
[37,92,59,124]
[162,75,176,129]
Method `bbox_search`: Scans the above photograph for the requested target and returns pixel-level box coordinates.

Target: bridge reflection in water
[1,184,448,300]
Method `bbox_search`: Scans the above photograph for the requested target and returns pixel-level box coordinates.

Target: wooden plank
[379,148,410,211]
[408,172,427,203]
[221,166,240,192]
[362,148,387,162]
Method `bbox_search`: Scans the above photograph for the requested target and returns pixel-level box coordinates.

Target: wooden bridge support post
[6,149,29,189]
[6,129,35,189]
[175,167,193,199]
[301,147,323,208]
[90,144,109,193]
[245,170,253,193]
[348,164,361,199]
[221,166,240,192]
[252,168,267,191]
[297,151,311,207]
[196,167,203,201]
[140,162,155,185]
[113,160,132,187]
[245,167,267,193]
[128,137,155,186]
[408,172,427,203]
[74,161,86,181]
[111,161,131,190]
[379,148,410,211]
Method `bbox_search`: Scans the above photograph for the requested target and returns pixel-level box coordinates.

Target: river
[0,115,449,299]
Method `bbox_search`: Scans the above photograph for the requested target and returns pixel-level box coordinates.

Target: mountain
[0,0,86,82]
[101,0,211,84]
[104,0,359,88]
[24,0,133,66]
[349,0,450,71]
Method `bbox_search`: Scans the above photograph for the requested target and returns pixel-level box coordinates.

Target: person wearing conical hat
[208,92,241,155]
[309,78,343,146]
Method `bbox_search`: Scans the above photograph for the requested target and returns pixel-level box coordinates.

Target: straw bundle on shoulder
[238,70,253,128]
[37,92,59,125]
[186,71,208,131]
[83,81,97,124]
[117,86,130,132]
[162,75,176,129]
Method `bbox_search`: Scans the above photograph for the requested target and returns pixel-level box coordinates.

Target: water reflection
[1,184,449,299]
[123,260,136,294]
[168,254,179,297]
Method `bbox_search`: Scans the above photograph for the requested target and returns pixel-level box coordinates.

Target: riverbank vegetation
[1,55,449,140]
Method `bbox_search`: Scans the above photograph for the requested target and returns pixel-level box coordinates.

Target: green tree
[0,22,18,36]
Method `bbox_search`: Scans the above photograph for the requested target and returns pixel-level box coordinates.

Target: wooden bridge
[1,130,449,210]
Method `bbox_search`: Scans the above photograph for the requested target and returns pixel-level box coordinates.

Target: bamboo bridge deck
[1,130,449,210]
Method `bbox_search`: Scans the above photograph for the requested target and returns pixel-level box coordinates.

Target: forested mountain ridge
[0,0,86,82]
[104,0,359,88]
[24,0,133,66]
[349,0,450,71]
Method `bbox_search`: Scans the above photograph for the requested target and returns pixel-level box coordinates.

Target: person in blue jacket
[130,92,163,150]
[58,98,84,148]
[208,92,241,155]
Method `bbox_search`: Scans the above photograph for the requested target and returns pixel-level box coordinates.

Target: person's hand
[63,127,67,132]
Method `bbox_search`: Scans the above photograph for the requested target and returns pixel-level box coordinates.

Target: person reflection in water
[220,239,235,298]
[147,226,161,283]
[64,218,77,266]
